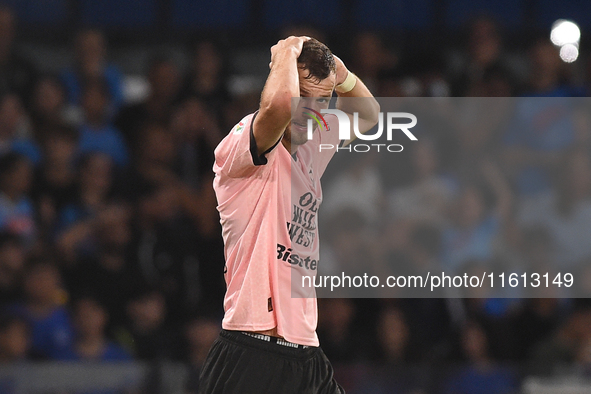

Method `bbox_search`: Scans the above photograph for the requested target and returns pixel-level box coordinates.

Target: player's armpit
[249,112,282,166]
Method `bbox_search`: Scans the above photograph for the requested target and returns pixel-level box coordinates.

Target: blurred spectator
[54,297,130,361]
[0,313,29,363]
[524,39,584,97]
[8,259,73,359]
[503,66,581,195]
[442,322,519,394]
[0,6,37,103]
[0,153,35,243]
[63,202,136,329]
[0,93,40,164]
[171,97,221,234]
[121,123,176,199]
[0,232,25,303]
[452,98,512,179]
[529,308,591,376]
[442,162,511,273]
[351,306,425,394]
[61,29,124,112]
[518,149,591,267]
[128,182,201,321]
[115,54,181,150]
[317,299,367,364]
[171,96,219,188]
[184,317,220,394]
[78,78,128,167]
[349,32,397,93]
[388,138,455,227]
[181,40,229,115]
[29,75,77,134]
[121,123,208,317]
[32,125,78,238]
[116,288,180,360]
[55,153,117,261]
[514,298,567,361]
[448,16,516,97]
[121,121,217,314]
[376,306,412,365]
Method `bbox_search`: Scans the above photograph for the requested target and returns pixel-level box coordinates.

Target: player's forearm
[336,76,380,124]
[255,50,300,152]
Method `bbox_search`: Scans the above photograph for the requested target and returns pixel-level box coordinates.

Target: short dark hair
[297,38,336,83]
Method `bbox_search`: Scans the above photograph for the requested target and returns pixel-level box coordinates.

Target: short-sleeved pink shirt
[213,112,338,346]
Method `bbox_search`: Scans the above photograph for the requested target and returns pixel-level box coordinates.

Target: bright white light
[559,44,579,63]
[550,20,581,46]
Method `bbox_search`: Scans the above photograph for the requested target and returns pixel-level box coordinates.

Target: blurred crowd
[0,3,590,393]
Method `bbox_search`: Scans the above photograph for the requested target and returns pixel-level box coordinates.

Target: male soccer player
[199,36,379,393]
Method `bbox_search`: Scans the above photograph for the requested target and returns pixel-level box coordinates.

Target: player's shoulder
[215,112,257,153]
[229,113,256,137]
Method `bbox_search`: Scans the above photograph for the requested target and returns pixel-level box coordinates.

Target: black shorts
[197,329,345,394]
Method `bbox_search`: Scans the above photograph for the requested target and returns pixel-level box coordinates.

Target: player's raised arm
[333,55,380,147]
[252,36,308,155]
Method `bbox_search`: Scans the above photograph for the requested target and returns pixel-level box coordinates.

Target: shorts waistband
[240,331,310,349]
[219,329,318,359]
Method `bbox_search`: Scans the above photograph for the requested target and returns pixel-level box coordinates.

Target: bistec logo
[305,109,418,152]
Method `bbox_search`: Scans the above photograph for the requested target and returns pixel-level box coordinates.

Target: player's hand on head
[269,36,310,69]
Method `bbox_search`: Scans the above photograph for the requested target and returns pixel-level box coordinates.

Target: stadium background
[1,0,591,393]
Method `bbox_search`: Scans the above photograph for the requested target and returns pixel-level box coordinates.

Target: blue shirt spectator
[7,261,74,359]
[8,303,73,360]
[53,297,132,363]
[78,125,128,167]
[6,139,41,166]
[60,29,124,113]
[61,65,124,114]
[77,76,128,167]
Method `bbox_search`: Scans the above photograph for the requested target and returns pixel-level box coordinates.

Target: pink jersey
[213,111,339,346]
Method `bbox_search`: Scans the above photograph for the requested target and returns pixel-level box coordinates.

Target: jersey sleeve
[213,112,281,178]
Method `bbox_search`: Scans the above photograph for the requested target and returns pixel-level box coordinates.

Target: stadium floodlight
[559,43,579,63]
[550,19,580,63]
[550,19,581,46]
